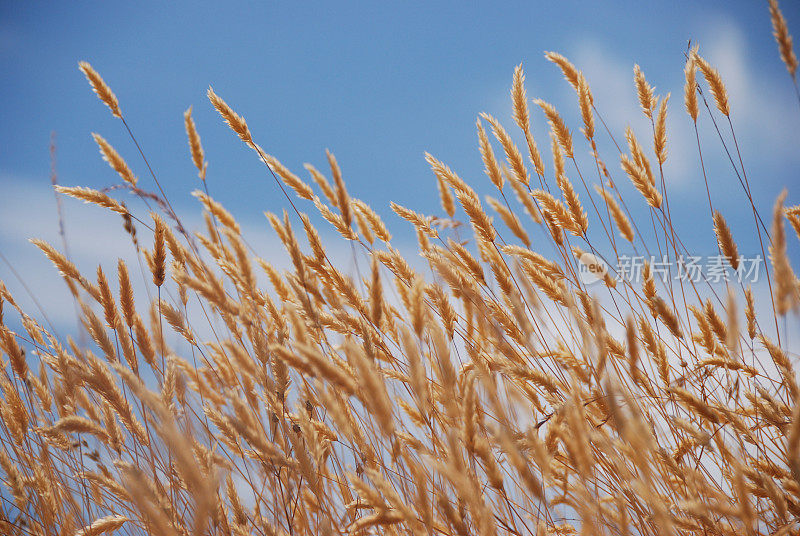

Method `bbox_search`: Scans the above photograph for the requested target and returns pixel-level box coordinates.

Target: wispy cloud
[700,20,798,158]
[0,175,357,334]
[572,17,798,190]
[0,176,137,328]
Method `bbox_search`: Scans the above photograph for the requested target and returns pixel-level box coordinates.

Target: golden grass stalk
[146,214,167,288]
[634,64,656,118]
[207,86,252,143]
[353,199,392,242]
[192,190,241,234]
[620,154,662,208]
[3,39,800,536]
[0,327,27,380]
[744,286,757,340]
[532,189,581,236]
[263,154,314,200]
[511,64,546,176]
[684,53,699,122]
[78,61,121,118]
[476,117,507,190]
[769,0,798,78]
[713,210,740,270]
[556,174,588,236]
[535,99,574,158]
[786,204,800,238]
[183,106,206,180]
[653,93,669,165]
[92,134,137,186]
[74,515,128,536]
[453,190,495,244]
[595,185,634,241]
[50,416,109,442]
[482,112,530,188]
[770,190,800,315]
[577,74,594,140]
[486,196,530,246]
[54,186,128,214]
[29,238,101,301]
[511,63,531,128]
[694,52,731,116]
[314,196,358,241]
[545,51,580,90]
[326,149,353,230]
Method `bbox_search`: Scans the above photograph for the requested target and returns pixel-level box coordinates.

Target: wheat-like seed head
[511,63,529,129]
[183,106,206,180]
[54,186,128,214]
[263,154,314,200]
[92,134,137,186]
[5,38,800,536]
[326,150,352,230]
[75,514,129,536]
[694,52,731,116]
[532,189,580,236]
[352,199,392,243]
[577,74,594,140]
[207,86,252,143]
[712,210,740,270]
[770,190,800,315]
[78,61,121,118]
[769,0,798,78]
[684,49,699,122]
[476,119,504,190]
[634,64,656,118]
[556,174,588,236]
[743,286,757,340]
[595,185,634,242]
[0,327,27,381]
[146,214,167,287]
[534,99,574,158]
[620,154,662,208]
[545,51,581,90]
[653,93,669,165]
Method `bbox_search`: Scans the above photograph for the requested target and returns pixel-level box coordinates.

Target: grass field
[1,1,800,534]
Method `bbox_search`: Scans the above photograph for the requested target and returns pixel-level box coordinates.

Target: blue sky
[1,1,799,330]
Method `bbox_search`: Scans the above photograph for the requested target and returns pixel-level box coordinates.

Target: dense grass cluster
[2,2,800,535]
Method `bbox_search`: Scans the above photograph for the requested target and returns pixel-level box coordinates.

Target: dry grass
[2,4,800,535]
